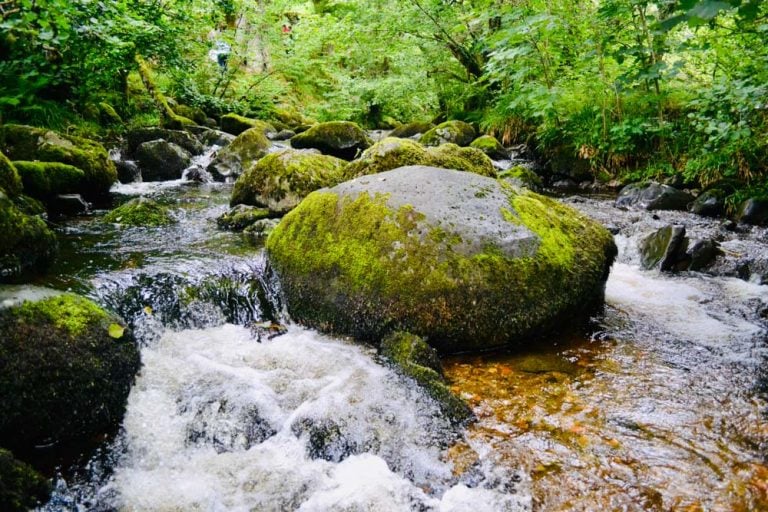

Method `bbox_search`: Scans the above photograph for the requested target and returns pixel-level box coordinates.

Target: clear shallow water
[21,170,768,511]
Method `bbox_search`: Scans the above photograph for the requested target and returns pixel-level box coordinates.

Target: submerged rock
[419,120,476,147]
[0,448,51,512]
[615,182,694,211]
[230,149,347,214]
[0,293,139,451]
[267,166,616,353]
[104,197,176,227]
[290,121,372,160]
[135,140,192,181]
[207,127,270,180]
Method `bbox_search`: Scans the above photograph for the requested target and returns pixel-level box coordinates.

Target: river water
[26,149,768,511]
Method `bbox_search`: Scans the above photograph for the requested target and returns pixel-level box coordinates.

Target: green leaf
[108,323,125,339]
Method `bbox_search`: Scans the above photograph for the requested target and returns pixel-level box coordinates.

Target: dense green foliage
[1,0,766,198]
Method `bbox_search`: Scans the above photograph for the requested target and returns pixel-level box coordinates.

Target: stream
[19,146,768,511]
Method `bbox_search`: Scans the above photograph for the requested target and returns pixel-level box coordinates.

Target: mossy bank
[267,166,616,353]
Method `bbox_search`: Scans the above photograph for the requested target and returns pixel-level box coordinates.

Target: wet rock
[0,448,51,511]
[469,135,508,160]
[687,239,720,271]
[419,120,476,147]
[615,182,694,211]
[184,166,213,183]
[220,114,276,137]
[243,218,280,240]
[0,124,116,200]
[291,418,359,463]
[231,149,347,214]
[135,140,192,181]
[290,121,372,160]
[250,320,287,341]
[207,127,270,180]
[267,166,617,353]
[184,399,276,453]
[0,293,139,451]
[103,197,176,227]
[737,197,768,226]
[126,127,203,156]
[690,189,725,217]
[551,178,579,191]
[49,194,90,216]
[638,225,690,271]
[269,129,295,141]
[12,161,84,201]
[189,127,236,148]
[0,191,58,281]
[0,151,22,196]
[380,331,471,424]
[115,159,141,184]
[216,204,271,231]
[498,165,543,191]
[390,121,434,139]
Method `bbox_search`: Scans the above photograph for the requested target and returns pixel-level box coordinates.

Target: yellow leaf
[108,323,125,339]
[143,306,153,315]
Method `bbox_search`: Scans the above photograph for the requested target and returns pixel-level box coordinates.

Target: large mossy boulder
[135,140,192,181]
[12,161,84,200]
[220,114,276,137]
[0,448,51,512]
[290,121,373,160]
[207,127,270,180]
[343,137,495,180]
[0,192,57,281]
[389,121,434,139]
[231,149,347,215]
[267,166,617,353]
[0,124,116,199]
[103,197,176,227]
[0,294,140,450]
[419,120,476,147]
[0,151,22,197]
[126,127,204,156]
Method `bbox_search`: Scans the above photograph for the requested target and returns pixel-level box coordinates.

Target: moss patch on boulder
[0,294,139,451]
[390,121,434,139]
[221,113,276,137]
[499,165,544,191]
[419,120,476,147]
[0,151,22,197]
[126,127,204,156]
[231,149,347,214]
[266,166,616,353]
[103,197,176,227]
[0,124,116,199]
[380,331,472,423]
[290,121,373,160]
[12,161,85,199]
[470,135,507,160]
[344,137,495,179]
[207,127,270,180]
[0,192,57,281]
[0,448,51,512]
[216,204,271,231]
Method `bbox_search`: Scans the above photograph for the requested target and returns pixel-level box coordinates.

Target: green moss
[12,161,85,199]
[343,138,496,179]
[98,102,123,125]
[0,151,22,197]
[0,124,117,199]
[103,197,176,227]
[271,106,305,128]
[11,194,45,216]
[419,120,476,147]
[0,448,51,511]
[210,126,271,179]
[0,193,57,281]
[390,121,434,139]
[290,121,373,160]
[469,135,507,160]
[135,55,195,129]
[0,294,139,450]
[499,165,543,190]
[217,204,271,231]
[221,113,275,136]
[267,184,616,353]
[231,149,347,213]
[175,104,208,125]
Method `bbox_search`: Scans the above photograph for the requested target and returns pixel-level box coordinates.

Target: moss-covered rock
[470,135,507,160]
[499,165,544,191]
[0,294,140,450]
[231,149,347,214]
[0,124,117,199]
[267,166,616,353]
[243,218,279,240]
[216,204,271,231]
[419,120,476,147]
[0,151,22,197]
[290,121,373,160]
[98,102,123,125]
[127,127,204,156]
[174,104,209,126]
[220,114,276,137]
[272,106,305,128]
[0,192,57,281]
[380,331,471,424]
[0,448,51,512]
[103,197,176,227]
[343,137,495,180]
[207,127,270,180]
[135,140,192,181]
[389,121,434,139]
[12,161,85,200]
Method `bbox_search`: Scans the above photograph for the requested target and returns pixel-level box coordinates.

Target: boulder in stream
[737,197,768,226]
[0,191,58,281]
[689,189,725,217]
[0,448,51,512]
[638,224,690,271]
[220,114,276,137]
[470,135,508,160]
[135,140,192,181]
[104,196,177,227]
[615,182,694,211]
[419,120,476,147]
[126,127,204,156]
[0,293,139,451]
[267,166,617,353]
[12,161,85,200]
[389,121,434,139]
[217,204,272,231]
[290,121,372,160]
[207,127,270,181]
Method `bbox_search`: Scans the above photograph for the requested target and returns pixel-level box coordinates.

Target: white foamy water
[89,324,530,511]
